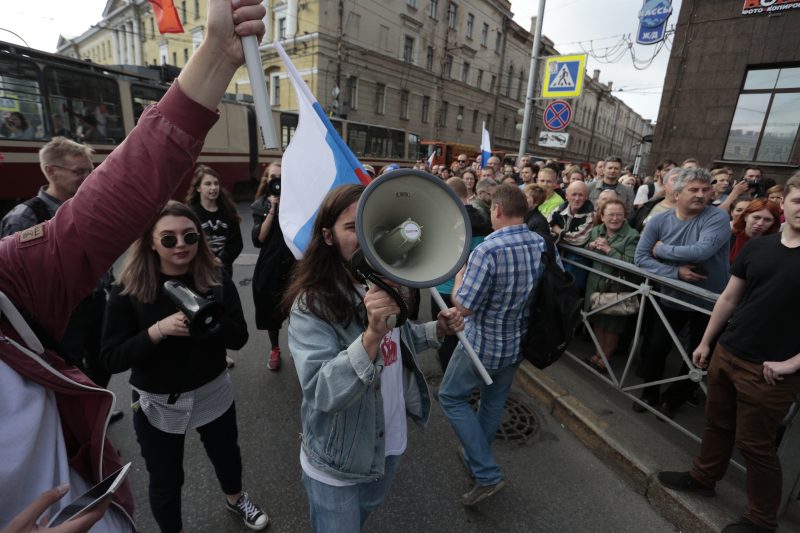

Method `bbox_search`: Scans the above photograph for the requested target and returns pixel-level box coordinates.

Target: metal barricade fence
[556,243,800,514]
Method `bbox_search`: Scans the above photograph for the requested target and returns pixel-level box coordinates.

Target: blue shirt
[455,223,547,369]
[635,206,730,310]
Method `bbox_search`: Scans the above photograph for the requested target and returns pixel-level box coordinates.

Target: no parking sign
[543,100,572,132]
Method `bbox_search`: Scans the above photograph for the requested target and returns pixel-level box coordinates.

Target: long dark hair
[118,201,219,303]
[186,164,241,223]
[281,184,365,324]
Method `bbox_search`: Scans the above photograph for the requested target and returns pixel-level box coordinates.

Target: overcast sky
[1,0,678,121]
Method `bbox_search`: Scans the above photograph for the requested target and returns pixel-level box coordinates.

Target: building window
[375,83,385,115]
[481,23,488,47]
[181,1,187,24]
[472,109,478,132]
[505,65,513,97]
[448,2,457,30]
[183,48,189,64]
[439,101,448,127]
[426,46,434,71]
[278,17,286,40]
[517,70,525,101]
[495,31,502,53]
[345,76,358,110]
[477,69,483,90]
[403,36,415,63]
[192,27,203,51]
[429,0,438,20]
[489,75,496,93]
[422,95,430,123]
[151,18,155,38]
[466,13,474,39]
[457,105,464,130]
[379,25,390,50]
[723,66,800,164]
[194,0,200,19]
[462,61,470,84]
[400,90,410,119]
[407,0,416,6]
[445,54,453,79]
[159,44,167,65]
[271,73,280,105]
[486,113,492,131]
[172,51,177,65]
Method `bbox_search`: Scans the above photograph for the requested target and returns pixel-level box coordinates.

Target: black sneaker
[226,491,269,530]
[721,518,774,533]
[462,480,506,506]
[657,471,715,497]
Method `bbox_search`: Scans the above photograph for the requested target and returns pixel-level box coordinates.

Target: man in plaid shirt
[439,183,549,506]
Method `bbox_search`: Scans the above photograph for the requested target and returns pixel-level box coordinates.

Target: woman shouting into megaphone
[282,184,464,532]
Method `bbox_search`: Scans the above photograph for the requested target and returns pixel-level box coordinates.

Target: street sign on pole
[543,100,572,132]
[538,131,570,149]
[541,54,587,99]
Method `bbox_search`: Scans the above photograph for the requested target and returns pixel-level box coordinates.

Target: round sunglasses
[159,232,200,248]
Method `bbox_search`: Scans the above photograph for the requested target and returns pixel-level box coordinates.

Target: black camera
[268,176,281,197]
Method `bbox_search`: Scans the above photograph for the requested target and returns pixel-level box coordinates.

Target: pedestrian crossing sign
[541,54,587,99]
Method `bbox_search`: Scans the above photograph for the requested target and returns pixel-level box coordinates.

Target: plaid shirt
[455,223,547,369]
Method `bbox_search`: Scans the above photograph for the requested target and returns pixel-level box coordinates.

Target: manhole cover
[469,391,539,443]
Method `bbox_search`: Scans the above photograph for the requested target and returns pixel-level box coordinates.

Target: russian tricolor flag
[274,42,371,259]
[480,121,491,169]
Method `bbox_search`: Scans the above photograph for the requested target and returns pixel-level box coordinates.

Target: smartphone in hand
[47,463,131,527]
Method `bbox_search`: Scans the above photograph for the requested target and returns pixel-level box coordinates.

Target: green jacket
[584,221,640,303]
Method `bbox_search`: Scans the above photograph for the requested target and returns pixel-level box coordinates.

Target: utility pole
[334,0,343,117]
[517,0,545,164]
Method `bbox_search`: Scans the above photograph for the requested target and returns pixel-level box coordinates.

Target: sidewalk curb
[515,361,718,533]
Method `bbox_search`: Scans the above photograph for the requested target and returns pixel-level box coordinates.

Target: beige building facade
[56,0,652,168]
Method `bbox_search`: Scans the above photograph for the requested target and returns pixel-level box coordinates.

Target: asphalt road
[102,204,677,532]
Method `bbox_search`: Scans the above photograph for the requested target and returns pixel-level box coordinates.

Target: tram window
[280,112,298,150]
[407,133,421,161]
[44,67,124,145]
[0,57,46,141]
[347,123,368,156]
[389,129,403,158]
[366,126,390,157]
[131,84,166,124]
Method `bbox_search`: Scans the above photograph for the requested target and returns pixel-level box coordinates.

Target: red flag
[148,0,185,34]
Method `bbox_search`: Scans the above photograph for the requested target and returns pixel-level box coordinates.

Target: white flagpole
[242,35,279,150]
[430,288,493,385]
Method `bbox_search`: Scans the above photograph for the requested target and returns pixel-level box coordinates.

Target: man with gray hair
[634,167,731,419]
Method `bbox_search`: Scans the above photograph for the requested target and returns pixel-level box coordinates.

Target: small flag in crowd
[273,41,371,259]
[480,122,491,169]
[427,150,436,168]
[147,0,184,34]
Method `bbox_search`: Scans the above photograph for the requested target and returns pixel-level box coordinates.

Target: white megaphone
[352,169,492,385]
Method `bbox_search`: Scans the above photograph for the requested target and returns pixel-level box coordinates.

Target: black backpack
[521,239,582,369]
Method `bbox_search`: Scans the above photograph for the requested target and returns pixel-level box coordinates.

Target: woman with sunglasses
[186,164,243,278]
[251,162,296,371]
[101,201,269,532]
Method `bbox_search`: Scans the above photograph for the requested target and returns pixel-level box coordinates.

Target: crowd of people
[0,4,797,531]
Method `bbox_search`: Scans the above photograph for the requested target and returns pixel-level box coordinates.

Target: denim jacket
[288,291,441,483]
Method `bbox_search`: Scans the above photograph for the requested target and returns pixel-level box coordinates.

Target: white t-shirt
[301,328,408,487]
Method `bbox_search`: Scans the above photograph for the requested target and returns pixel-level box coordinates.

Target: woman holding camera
[252,162,297,371]
[186,164,243,278]
[101,201,268,532]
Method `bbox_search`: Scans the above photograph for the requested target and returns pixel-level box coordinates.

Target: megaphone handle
[364,280,399,329]
[430,288,493,386]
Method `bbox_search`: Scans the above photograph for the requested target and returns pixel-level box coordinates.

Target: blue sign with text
[636,0,672,45]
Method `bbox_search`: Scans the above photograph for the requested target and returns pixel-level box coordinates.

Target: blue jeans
[438,345,519,486]
[301,454,401,532]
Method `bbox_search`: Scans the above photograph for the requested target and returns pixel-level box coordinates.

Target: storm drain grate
[469,391,540,443]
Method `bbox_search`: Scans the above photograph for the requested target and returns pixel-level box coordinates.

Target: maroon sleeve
[0,82,219,339]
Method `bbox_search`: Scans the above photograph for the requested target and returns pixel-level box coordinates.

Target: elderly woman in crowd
[584,199,640,373]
